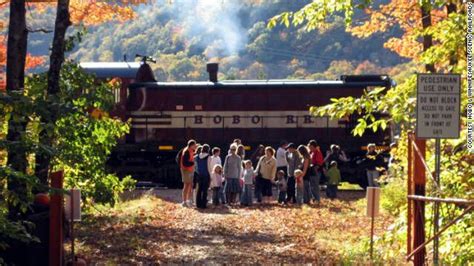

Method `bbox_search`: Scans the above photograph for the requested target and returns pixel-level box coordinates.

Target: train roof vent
[207,63,218,83]
[340,75,389,83]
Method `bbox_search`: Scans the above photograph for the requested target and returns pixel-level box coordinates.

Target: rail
[407,195,474,206]
[406,132,472,265]
[406,203,473,261]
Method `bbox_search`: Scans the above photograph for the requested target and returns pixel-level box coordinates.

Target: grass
[339,182,364,190]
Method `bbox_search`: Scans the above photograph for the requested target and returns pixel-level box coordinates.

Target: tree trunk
[48,0,71,95]
[6,0,29,219]
[446,2,457,67]
[35,0,71,183]
[420,3,436,73]
[412,3,436,266]
[6,0,28,172]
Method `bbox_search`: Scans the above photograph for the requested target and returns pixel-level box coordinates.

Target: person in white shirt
[276,140,289,178]
[208,147,222,173]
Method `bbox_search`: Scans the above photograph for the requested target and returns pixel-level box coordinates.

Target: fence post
[407,132,413,256]
[49,171,64,266]
[413,138,426,266]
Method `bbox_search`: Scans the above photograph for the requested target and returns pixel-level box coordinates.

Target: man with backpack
[195,144,211,209]
[177,139,197,207]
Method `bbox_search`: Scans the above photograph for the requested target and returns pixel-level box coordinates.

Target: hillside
[25,0,406,81]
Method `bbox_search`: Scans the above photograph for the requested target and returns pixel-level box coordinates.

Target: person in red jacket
[308,140,323,204]
[180,139,197,207]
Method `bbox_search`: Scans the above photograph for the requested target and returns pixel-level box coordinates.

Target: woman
[250,145,265,166]
[297,145,312,204]
[223,143,242,205]
[195,144,211,209]
[237,144,246,160]
[236,144,246,198]
[255,146,277,204]
[179,140,197,207]
[324,144,349,166]
[251,145,265,202]
[285,143,300,204]
[364,143,384,187]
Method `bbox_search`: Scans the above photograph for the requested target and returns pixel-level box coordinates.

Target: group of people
[177,138,386,209]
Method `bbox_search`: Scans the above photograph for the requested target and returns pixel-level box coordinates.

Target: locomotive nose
[206,63,219,82]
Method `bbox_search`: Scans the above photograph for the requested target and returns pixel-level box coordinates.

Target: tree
[0,0,140,256]
[0,0,138,178]
[268,0,463,133]
[5,0,28,172]
[34,0,71,184]
[269,1,471,263]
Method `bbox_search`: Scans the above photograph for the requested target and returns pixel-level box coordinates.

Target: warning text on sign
[416,74,460,139]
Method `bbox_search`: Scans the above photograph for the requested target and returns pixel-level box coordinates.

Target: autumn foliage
[0,0,138,77]
[348,0,446,59]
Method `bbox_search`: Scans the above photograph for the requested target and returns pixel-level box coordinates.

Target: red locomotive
[80,60,392,188]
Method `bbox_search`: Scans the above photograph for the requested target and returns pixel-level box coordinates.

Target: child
[208,147,222,174]
[326,161,341,199]
[210,164,225,206]
[276,170,287,204]
[294,169,304,204]
[240,160,254,206]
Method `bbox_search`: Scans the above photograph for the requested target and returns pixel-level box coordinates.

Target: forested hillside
[26,0,406,81]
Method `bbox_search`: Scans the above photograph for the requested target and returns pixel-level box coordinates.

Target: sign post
[49,171,64,266]
[65,189,81,265]
[366,187,380,261]
[416,73,461,265]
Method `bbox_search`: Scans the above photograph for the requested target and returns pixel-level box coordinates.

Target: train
[80,59,393,188]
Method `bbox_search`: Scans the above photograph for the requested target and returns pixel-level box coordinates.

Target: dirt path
[74,189,393,264]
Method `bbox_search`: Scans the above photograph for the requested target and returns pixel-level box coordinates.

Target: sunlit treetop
[31,0,137,26]
[0,0,140,75]
[268,0,452,61]
[347,0,446,59]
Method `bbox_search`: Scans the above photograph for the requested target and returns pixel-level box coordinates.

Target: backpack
[196,154,210,177]
[176,148,184,165]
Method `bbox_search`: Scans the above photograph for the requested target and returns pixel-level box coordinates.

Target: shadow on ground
[77,215,323,263]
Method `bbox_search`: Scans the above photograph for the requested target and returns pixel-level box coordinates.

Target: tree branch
[26,27,53,33]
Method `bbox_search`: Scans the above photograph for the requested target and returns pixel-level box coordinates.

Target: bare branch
[26,27,53,33]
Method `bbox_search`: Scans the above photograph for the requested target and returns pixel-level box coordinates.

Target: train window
[176,105,184,110]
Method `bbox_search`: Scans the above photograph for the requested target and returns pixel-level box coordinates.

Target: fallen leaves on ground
[71,190,395,264]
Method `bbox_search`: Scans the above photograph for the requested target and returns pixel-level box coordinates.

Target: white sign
[366,187,380,217]
[416,74,461,138]
[65,189,81,222]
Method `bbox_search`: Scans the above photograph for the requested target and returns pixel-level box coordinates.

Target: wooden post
[413,138,426,266]
[370,188,376,260]
[70,189,75,266]
[49,171,64,266]
[407,133,413,256]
